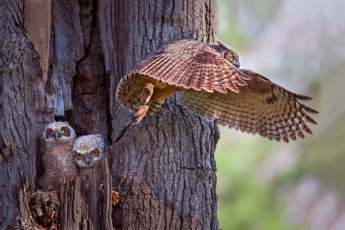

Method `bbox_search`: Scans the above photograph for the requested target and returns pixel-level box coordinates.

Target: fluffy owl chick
[40,121,77,191]
[73,134,106,177]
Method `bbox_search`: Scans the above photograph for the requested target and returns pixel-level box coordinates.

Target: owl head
[209,41,240,68]
[43,121,76,143]
[73,134,106,168]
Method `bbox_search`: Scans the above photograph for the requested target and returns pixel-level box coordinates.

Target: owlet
[73,134,107,178]
[40,121,77,190]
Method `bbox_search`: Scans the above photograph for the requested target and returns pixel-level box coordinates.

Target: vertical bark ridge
[46,0,84,116]
[0,0,50,228]
[59,158,113,229]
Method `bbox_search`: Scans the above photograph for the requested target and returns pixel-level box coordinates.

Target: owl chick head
[43,121,76,143]
[73,134,106,168]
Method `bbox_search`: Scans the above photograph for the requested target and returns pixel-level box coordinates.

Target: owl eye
[60,129,64,134]
[224,52,234,62]
[50,130,54,135]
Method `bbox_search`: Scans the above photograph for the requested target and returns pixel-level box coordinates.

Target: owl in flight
[116,39,318,142]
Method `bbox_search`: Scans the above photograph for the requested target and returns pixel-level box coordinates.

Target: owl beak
[233,60,240,68]
[54,131,60,140]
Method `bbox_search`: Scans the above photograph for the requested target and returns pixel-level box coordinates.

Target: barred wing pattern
[132,39,251,93]
[178,69,318,142]
[116,73,166,115]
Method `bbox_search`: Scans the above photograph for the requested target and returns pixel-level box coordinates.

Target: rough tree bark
[0,0,220,229]
[0,0,51,228]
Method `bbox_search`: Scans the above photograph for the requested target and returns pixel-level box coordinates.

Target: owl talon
[138,83,154,105]
[133,105,149,124]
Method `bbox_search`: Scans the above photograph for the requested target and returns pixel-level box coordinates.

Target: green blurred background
[215,0,345,229]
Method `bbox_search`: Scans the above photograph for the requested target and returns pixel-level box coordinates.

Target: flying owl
[40,121,77,191]
[116,39,318,143]
[73,134,107,178]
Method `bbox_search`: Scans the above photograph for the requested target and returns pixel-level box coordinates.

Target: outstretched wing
[132,39,251,94]
[178,69,319,142]
[115,73,166,115]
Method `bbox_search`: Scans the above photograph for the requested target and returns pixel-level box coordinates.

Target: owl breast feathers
[40,121,77,190]
[116,39,319,143]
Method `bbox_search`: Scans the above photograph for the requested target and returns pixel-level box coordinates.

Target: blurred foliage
[242,0,281,21]
[215,0,345,229]
[217,0,281,50]
[216,131,290,230]
[298,62,345,199]
[216,0,291,229]
[216,0,247,50]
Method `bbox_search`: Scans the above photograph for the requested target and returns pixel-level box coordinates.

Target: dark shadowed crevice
[65,0,111,143]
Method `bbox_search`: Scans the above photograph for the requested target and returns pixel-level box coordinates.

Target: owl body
[40,122,77,190]
[73,134,107,179]
[116,39,318,142]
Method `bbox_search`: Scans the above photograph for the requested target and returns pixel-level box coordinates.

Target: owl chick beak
[85,156,91,164]
[54,131,60,140]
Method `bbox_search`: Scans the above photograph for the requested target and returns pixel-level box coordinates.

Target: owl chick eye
[92,148,100,158]
[230,55,234,61]
[75,152,83,160]
[59,127,70,137]
[50,130,54,135]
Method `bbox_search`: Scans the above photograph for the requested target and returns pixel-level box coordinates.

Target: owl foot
[138,83,154,105]
[133,105,149,124]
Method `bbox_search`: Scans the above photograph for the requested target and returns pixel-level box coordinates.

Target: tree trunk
[0,0,220,229]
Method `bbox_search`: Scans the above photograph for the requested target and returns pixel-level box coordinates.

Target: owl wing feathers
[178,69,318,142]
[132,39,251,94]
